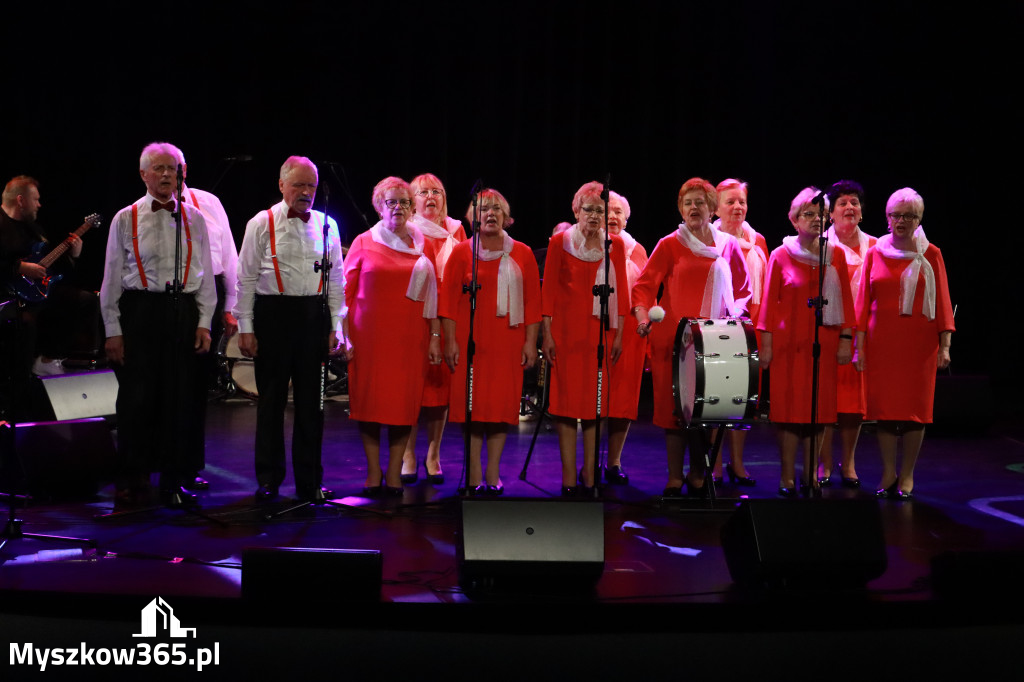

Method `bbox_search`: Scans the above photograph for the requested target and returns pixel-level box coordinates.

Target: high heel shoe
[484,484,504,496]
[875,481,898,499]
[777,485,797,498]
[399,463,418,485]
[467,484,486,497]
[561,486,578,497]
[726,464,757,487]
[841,476,861,489]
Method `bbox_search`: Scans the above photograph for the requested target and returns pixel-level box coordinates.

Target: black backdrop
[5,1,1019,409]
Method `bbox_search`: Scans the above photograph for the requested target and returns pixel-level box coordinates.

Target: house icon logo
[132,597,197,638]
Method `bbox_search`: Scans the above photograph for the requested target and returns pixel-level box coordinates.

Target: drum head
[672,318,698,426]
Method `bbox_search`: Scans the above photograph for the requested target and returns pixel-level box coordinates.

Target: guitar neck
[37,219,95,269]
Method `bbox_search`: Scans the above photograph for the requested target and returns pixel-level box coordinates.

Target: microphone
[639,305,666,333]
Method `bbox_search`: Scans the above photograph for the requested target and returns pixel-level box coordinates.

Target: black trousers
[253,295,328,495]
[114,291,203,488]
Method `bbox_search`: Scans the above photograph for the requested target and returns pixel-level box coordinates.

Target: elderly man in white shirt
[234,156,344,503]
[99,142,215,509]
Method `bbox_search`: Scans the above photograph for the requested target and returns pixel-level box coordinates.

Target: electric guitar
[9,213,103,303]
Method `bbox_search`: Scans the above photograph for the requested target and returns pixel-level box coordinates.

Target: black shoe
[605,465,629,485]
[184,476,210,491]
[685,477,708,498]
[841,477,861,489]
[400,471,419,485]
[662,486,684,498]
[894,488,914,500]
[778,486,797,498]
[255,484,279,502]
[383,485,404,497]
[425,471,445,485]
[466,484,486,497]
[726,464,757,487]
[161,486,198,508]
[875,482,898,499]
[561,486,578,498]
[483,484,505,496]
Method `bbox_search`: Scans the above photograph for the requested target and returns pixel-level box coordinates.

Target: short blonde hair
[677,177,718,217]
[788,186,827,224]
[468,188,514,228]
[410,173,448,221]
[609,190,631,221]
[371,176,412,215]
[885,187,924,218]
[716,178,748,200]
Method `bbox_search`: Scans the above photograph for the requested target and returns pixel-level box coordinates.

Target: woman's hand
[634,306,651,337]
[522,341,538,370]
[759,332,772,370]
[853,331,865,371]
[611,327,623,363]
[444,335,459,372]
[937,347,951,369]
[837,335,853,365]
[428,334,442,365]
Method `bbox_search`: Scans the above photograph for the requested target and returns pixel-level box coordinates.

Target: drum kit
[212,336,349,402]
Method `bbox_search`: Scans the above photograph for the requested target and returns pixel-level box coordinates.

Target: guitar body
[7,213,101,303]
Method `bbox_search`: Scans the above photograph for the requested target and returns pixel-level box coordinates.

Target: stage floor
[3,392,1024,677]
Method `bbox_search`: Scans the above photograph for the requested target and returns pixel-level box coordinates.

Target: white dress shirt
[234,200,345,334]
[184,186,239,312]
[99,193,216,337]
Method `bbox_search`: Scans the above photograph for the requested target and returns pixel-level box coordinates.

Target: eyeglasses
[383,199,412,209]
[580,205,605,215]
[799,211,823,220]
[415,189,444,197]
[887,212,920,222]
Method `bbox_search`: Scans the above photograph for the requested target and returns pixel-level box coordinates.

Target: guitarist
[1,176,84,389]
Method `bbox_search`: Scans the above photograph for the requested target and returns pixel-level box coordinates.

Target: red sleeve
[541,235,562,317]
[755,234,769,262]
[631,236,669,310]
[855,248,875,331]
[930,246,955,333]
[757,248,783,332]
[612,235,630,317]
[438,241,466,321]
[343,233,365,312]
[631,242,649,269]
[518,243,542,326]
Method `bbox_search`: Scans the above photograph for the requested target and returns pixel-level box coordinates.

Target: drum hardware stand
[96,166,225,526]
[518,348,551,482]
[1,297,96,554]
[456,182,483,497]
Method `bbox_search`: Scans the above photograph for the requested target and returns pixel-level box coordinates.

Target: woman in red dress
[633,177,750,497]
[819,180,876,488]
[855,188,953,499]
[758,187,855,497]
[343,177,442,496]
[542,181,629,496]
[400,173,466,486]
[604,190,647,485]
[440,189,541,494]
[711,178,767,486]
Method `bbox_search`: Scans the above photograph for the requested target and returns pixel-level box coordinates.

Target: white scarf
[826,225,872,297]
[616,229,643,291]
[712,219,766,305]
[874,226,935,320]
[370,220,438,319]
[782,235,845,326]
[562,224,619,328]
[674,224,740,318]
[475,232,525,326]
[409,214,461,282]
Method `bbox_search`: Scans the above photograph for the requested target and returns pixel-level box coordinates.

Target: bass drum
[672,317,759,426]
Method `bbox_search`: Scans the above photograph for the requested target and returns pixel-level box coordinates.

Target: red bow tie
[287,208,311,223]
[153,200,175,212]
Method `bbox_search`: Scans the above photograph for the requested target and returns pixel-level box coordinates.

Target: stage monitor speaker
[37,370,118,421]
[459,498,605,589]
[1,417,116,499]
[720,498,887,589]
[242,547,382,604]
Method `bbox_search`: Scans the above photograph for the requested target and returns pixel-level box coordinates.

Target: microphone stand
[459,181,482,495]
[589,176,614,498]
[805,192,828,496]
